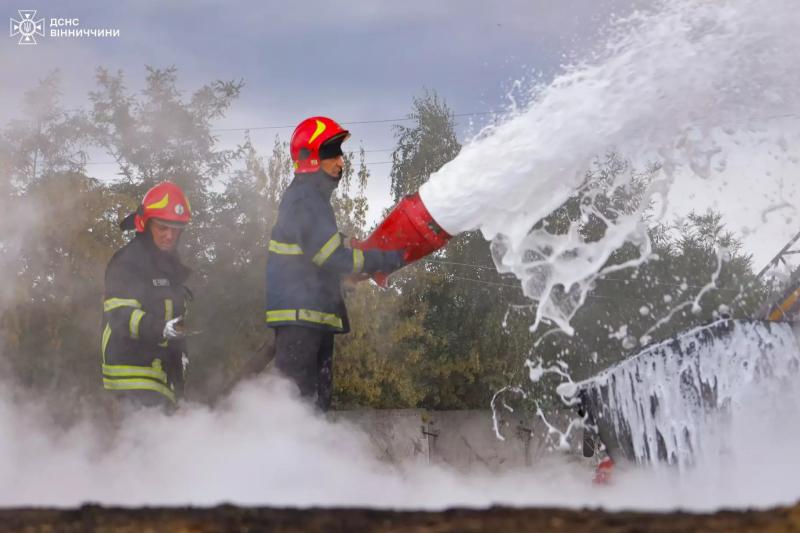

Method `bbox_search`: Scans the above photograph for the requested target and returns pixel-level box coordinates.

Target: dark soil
[1,503,799,532]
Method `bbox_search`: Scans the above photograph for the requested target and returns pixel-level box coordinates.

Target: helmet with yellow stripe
[133,181,192,233]
[290,116,350,174]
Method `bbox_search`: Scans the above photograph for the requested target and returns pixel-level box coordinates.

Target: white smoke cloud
[0,373,798,511]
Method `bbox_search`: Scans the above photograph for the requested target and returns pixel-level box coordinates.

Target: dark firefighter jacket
[101,232,192,404]
[266,171,399,334]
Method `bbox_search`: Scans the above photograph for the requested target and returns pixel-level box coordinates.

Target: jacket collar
[135,232,192,284]
[295,170,338,199]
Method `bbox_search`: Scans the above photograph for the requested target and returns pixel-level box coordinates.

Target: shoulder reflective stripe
[312,233,342,266]
[266,309,297,323]
[129,309,145,340]
[104,298,142,312]
[103,378,175,403]
[102,364,168,384]
[298,309,343,329]
[159,299,174,348]
[353,249,365,274]
[269,240,304,255]
[101,323,112,361]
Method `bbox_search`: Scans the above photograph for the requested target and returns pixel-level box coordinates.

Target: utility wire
[425,257,740,293]
[211,111,495,132]
[82,109,496,166]
[446,274,652,303]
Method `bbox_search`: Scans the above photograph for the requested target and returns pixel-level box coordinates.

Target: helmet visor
[151,218,188,229]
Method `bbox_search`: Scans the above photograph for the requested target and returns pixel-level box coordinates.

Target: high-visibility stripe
[266,309,297,323]
[101,323,112,361]
[159,299,174,348]
[265,308,343,329]
[298,308,343,329]
[129,309,145,340]
[353,249,365,274]
[104,298,142,312]
[312,233,342,266]
[103,378,175,403]
[269,240,303,255]
[102,363,168,384]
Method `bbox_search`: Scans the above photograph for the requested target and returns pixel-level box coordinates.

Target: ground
[1,503,800,532]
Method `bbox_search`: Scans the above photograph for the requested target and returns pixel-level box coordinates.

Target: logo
[10,10,44,45]
[152,278,171,287]
[174,204,185,216]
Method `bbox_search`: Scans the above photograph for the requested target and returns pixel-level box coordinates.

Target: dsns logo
[9,10,44,45]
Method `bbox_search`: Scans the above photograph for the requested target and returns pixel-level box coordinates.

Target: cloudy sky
[2,0,798,270]
[1,1,647,208]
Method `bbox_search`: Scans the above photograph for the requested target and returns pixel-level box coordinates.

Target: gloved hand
[380,249,406,274]
[162,316,185,340]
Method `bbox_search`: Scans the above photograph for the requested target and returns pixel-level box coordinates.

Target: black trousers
[273,326,334,411]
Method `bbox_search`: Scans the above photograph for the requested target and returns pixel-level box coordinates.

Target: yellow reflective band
[266,309,297,323]
[159,299,174,348]
[101,323,112,361]
[269,240,304,255]
[102,363,168,384]
[104,298,142,312]
[299,308,343,329]
[265,309,342,329]
[103,378,175,403]
[145,193,169,210]
[353,249,365,274]
[308,119,327,144]
[129,309,145,340]
[312,233,342,266]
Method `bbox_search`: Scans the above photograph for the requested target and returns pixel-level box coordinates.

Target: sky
[0,1,648,210]
[1,0,798,271]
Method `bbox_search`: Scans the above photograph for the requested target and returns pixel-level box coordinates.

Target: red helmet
[134,181,192,233]
[290,116,350,173]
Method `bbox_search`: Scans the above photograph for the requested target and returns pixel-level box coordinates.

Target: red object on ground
[353,192,452,286]
[593,457,615,485]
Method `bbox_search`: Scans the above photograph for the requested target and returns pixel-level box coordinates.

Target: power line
[426,256,741,293]
[211,111,495,132]
[446,274,652,303]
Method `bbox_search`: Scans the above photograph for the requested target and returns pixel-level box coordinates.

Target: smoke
[0,372,797,510]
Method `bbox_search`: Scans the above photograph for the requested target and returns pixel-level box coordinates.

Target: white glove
[181,352,189,375]
[163,316,185,340]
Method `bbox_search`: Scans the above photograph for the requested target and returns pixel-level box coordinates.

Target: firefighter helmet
[290,116,350,173]
[134,181,192,233]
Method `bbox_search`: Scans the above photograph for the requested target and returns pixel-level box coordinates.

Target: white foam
[420,0,800,332]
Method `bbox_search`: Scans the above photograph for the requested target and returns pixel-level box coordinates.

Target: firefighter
[101,181,193,410]
[265,116,406,410]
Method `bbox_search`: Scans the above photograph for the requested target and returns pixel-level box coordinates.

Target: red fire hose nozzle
[352,192,452,287]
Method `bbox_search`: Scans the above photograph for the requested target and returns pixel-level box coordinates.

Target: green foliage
[0,73,776,416]
[390,89,460,202]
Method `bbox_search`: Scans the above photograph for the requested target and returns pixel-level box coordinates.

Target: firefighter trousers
[273,326,334,411]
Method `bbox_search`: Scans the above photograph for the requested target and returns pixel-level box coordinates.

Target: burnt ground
[1,503,799,532]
